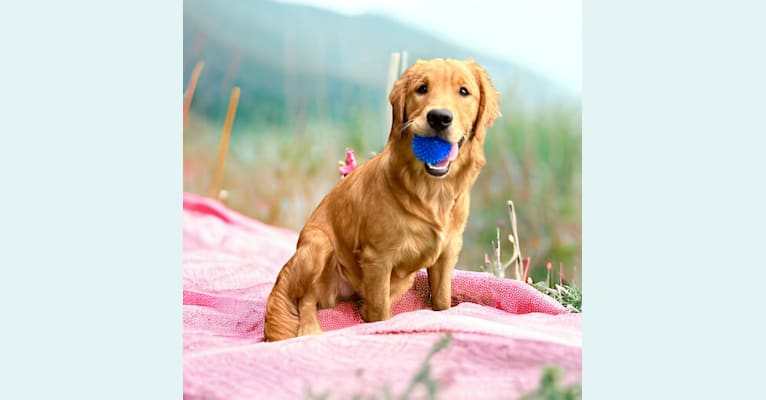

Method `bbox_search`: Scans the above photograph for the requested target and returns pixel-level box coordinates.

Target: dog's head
[388,58,500,178]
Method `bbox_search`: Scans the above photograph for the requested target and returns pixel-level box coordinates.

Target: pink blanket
[183,193,582,399]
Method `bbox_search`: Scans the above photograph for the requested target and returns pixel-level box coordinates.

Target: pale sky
[276,0,582,93]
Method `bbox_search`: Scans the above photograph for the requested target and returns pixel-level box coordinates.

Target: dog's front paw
[358,300,390,322]
[358,301,373,322]
[298,324,323,336]
[430,293,457,311]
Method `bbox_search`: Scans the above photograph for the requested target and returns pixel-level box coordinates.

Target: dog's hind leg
[264,228,334,341]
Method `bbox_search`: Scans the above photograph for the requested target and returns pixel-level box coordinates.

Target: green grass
[533,282,582,313]
[519,366,582,400]
[306,335,582,400]
[471,97,581,284]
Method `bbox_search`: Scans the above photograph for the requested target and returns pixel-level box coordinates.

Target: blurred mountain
[184,0,573,128]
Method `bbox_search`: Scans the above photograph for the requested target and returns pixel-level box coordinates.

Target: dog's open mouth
[424,136,465,177]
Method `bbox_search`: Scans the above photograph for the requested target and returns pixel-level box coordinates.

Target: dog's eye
[416,84,428,94]
[459,87,470,96]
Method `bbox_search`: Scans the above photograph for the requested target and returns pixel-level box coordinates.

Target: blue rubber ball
[411,135,452,164]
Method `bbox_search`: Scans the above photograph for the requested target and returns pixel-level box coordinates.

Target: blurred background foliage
[183,0,582,284]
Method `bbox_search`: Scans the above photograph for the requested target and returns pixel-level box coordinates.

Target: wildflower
[339,148,358,177]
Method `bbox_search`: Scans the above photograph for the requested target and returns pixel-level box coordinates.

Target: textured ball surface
[411,135,452,164]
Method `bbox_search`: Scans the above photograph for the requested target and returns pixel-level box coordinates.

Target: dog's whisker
[400,120,414,133]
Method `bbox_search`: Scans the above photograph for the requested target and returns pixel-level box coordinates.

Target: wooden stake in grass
[183,61,205,132]
[399,51,409,75]
[208,86,240,200]
[384,52,403,146]
[385,52,402,99]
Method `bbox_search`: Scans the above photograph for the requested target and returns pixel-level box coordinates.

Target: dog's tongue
[434,142,459,167]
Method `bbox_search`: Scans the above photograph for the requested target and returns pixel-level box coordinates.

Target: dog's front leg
[358,252,393,322]
[428,237,461,311]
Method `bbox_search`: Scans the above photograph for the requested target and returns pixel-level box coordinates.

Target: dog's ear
[388,69,409,140]
[468,59,500,141]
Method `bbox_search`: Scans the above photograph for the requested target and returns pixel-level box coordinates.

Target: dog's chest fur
[381,194,467,277]
[391,218,448,276]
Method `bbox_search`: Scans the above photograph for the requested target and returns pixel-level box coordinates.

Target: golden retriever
[264,58,499,341]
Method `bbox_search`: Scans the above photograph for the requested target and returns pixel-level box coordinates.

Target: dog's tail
[264,255,301,342]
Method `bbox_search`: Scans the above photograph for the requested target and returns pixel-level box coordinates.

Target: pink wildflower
[339,148,358,177]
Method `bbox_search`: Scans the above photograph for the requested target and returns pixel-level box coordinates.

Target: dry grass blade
[507,200,524,280]
[183,61,205,132]
[209,86,241,200]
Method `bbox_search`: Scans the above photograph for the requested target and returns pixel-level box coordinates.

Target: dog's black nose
[427,109,453,131]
